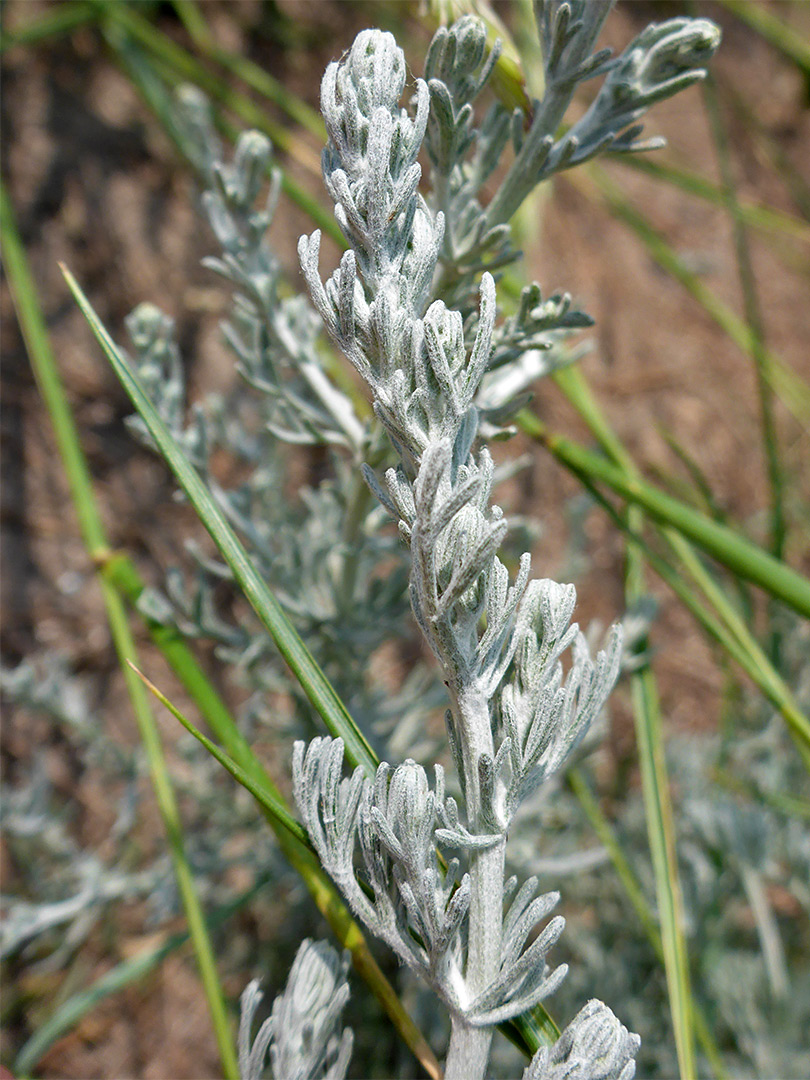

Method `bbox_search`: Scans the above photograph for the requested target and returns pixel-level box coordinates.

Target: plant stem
[613,153,810,244]
[550,366,810,765]
[484,83,570,230]
[583,164,810,431]
[0,1,94,51]
[444,682,505,1080]
[700,63,786,664]
[445,1017,495,1080]
[516,410,810,620]
[717,0,810,78]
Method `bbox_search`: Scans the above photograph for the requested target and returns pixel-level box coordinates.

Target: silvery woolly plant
[238,939,353,1080]
[289,5,719,1080]
[115,3,720,1077]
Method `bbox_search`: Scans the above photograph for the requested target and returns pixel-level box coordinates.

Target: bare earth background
[2,1,809,1077]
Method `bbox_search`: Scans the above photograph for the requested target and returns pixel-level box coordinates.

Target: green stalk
[171,0,326,141]
[131,662,311,848]
[134,665,451,1078]
[585,164,810,431]
[614,154,810,244]
[516,408,810,621]
[566,769,728,1080]
[551,366,810,764]
[625,547,697,1080]
[567,769,660,948]
[0,1,95,51]
[105,591,240,1080]
[569,329,697,1073]
[569,469,810,770]
[717,0,810,78]
[653,425,735,529]
[1,180,239,1080]
[700,68,785,563]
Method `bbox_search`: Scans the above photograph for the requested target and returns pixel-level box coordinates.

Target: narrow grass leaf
[627,617,697,1080]
[614,154,810,244]
[551,365,810,764]
[566,768,728,1079]
[585,164,810,431]
[718,0,810,78]
[130,662,311,848]
[62,264,379,778]
[517,409,810,621]
[0,0,95,52]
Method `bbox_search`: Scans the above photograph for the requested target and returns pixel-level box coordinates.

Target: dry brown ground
[2,1,809,1077]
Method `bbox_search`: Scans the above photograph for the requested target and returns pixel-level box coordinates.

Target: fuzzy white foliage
[238,939,353,1080]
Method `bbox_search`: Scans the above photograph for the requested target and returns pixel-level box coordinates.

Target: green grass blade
[587,164,810,431]
[2,181,239,1080]
[566,767,728,1079]
[517,409,810,621]
[0,1,95,52]
[571,467,810,769]
[567,769,661,949]
[100,18,343,245]
[614,154,810,244]
[626,595,697,1079]
[570,322,698,1072]
[552,366,810,765]
[103,584,240,1079]
[99,552,277,787]
[171,0,326,141]
[61,265,378,778]
[14,878,268,1078]
[502,1006,560,1058]
[0,184,107,554]
[654,423,734,525]
[718,0,810,78]
[700,68,785,564]
[130,662,311,848]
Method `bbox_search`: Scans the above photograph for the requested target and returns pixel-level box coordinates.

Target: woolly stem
[444,682,505,1080]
